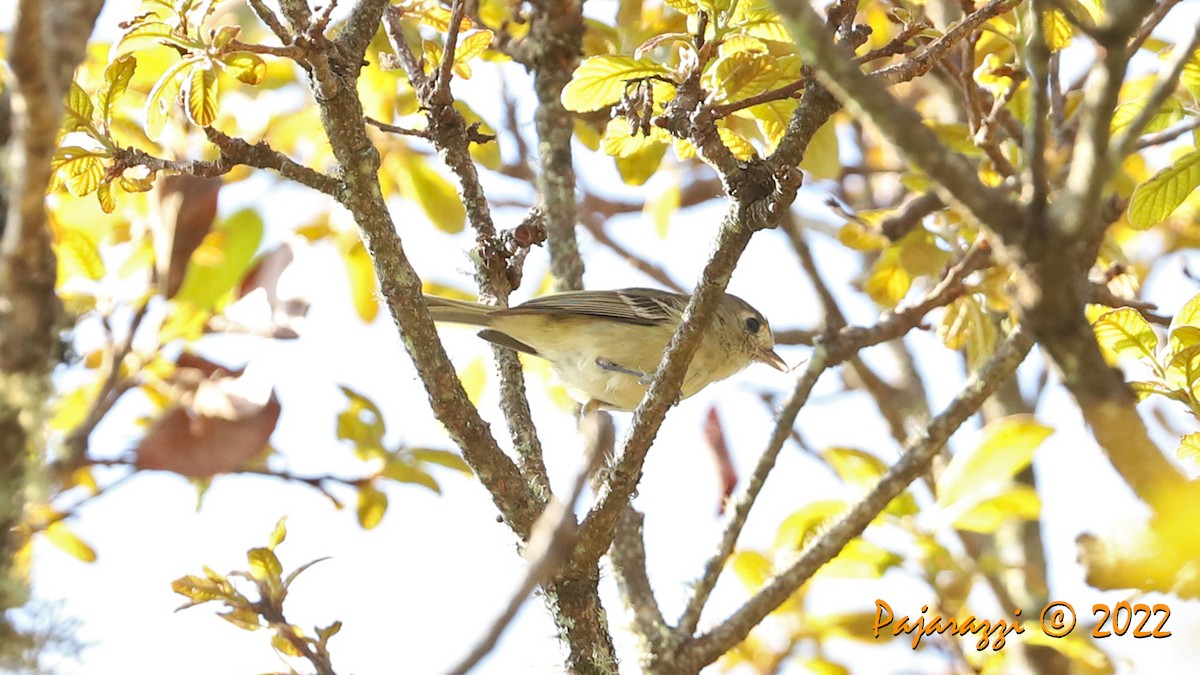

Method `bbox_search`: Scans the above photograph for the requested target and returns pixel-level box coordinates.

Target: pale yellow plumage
[425,288,787,411]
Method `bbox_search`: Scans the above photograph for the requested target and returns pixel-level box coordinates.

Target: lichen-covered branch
[527,0,586,292]
[1,0,105,629]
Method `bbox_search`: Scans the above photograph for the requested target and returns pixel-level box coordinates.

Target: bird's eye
[744,317,761,334]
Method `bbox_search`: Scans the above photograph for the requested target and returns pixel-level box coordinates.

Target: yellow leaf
[1042,10,1073,50]
[837,221,888,251]
[821,447,887,489]
[710,48,776,102]
[663,0,699,14]
[952,485,1041,533]
[458,357,488,405]
[65,81,95,131]
[1091,307,1159,364]
[453,30,493,68]
[1173,290,1200,330]
[936,415,1052,510]
[1111,96,1183,137]
[643,176,680,238]
[55,225,106,282]
[146,57,193,138]
[717,126,756,160]
[185,62,219,126]
[729,550,773,591]
[267,517,287,550]
[398,154,466,233]
[247,547,282,582]
[561,55,671,112]
[614,140,667,186]
[864,247,910,306]
[51,147,107,198]
[1166,344,1200,398]
[600,117,670,158]
[381,459,441,493]
[342,238,379,323]
[1128,148,1200,229]
[173,208,264,313]
[217,51,266,85]
[356,485,388,529]
[45,521,97,563]
[798,118,840,181]
[1182,51,1200,101]
[272,631,305,657]
[1177,432,1200,467]
[1170,325,1200,355]
[774,500,846,550]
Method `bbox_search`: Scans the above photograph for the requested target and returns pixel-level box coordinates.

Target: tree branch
[771,0,1024,241]
[683,328,1034,670]
[272,0,538,537]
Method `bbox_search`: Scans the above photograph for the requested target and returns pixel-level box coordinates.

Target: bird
[424,287,788,411]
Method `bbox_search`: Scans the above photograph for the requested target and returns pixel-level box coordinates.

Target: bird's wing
[508,288,684,326]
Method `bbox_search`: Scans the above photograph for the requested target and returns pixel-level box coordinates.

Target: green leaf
[936,415,1052,510]
[172,208,264,313]
[1092,307,1159,364]
[356,485,388,529]
[1128,148,1200,229]
[561,55,671,113]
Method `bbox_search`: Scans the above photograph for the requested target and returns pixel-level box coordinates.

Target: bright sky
[13,1,1200,674]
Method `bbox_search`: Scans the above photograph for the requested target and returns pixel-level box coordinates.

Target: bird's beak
[756,347,789,372]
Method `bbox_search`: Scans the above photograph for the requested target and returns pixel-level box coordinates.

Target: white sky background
[10,1,1200,674]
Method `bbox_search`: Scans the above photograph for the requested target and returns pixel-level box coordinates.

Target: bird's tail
[424,295,497,326]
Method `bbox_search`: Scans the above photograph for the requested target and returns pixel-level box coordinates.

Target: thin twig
[445,424,602,675]
[684,328,1033,670]
[1111,23,1200,159]
[579,216,685,292]
[364,116,431,138]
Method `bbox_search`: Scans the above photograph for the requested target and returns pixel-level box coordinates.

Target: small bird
[424,287,788,411]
